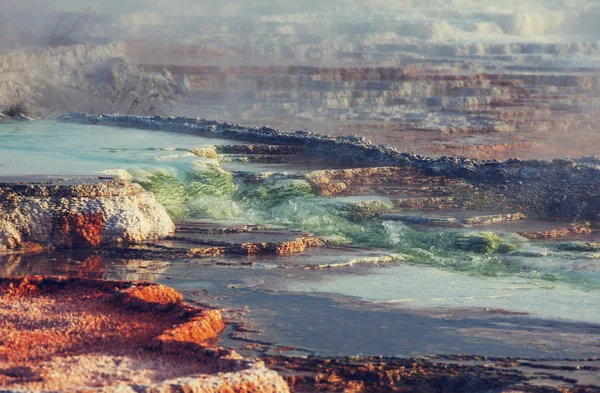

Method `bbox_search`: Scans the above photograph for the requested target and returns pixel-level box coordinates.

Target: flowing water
[1,120,600,360]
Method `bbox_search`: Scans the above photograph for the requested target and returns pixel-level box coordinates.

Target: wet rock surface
[4,253,600,392]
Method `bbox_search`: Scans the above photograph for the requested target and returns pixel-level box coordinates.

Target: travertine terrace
[156,64,600,160]
[60,113,600,223]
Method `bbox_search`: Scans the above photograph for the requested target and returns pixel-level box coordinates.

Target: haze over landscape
[2,0,600,159]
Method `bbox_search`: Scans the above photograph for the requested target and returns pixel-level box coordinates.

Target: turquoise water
[0,120,240,177]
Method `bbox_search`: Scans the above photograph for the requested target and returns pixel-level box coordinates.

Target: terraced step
[306,167,468,187]
[479,219,593,241]
[372,185,454,196]
[326,195,462,218]
[216,145,306,155]
[196,246,404,270]
[218,154,295,164]
[162,222,323,255]
[173,220,267,233]
[378,211,526,227]
[98,217,401,269]
[392,196,462,211]
[305,167,475,211]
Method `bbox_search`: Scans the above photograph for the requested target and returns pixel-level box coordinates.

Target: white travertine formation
[0,179,174,252]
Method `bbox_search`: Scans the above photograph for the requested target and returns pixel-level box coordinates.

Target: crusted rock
[0,178,174,253]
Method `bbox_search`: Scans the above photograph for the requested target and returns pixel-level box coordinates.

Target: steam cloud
[2,0,600,55]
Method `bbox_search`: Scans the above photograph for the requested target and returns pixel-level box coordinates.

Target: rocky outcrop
[0,177,174,253]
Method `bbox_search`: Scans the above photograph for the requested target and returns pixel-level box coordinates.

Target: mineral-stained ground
[0,276,288,392]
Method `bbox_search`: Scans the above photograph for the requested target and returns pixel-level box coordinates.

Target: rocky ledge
[264,355,600,393]
[0,177,174,253]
